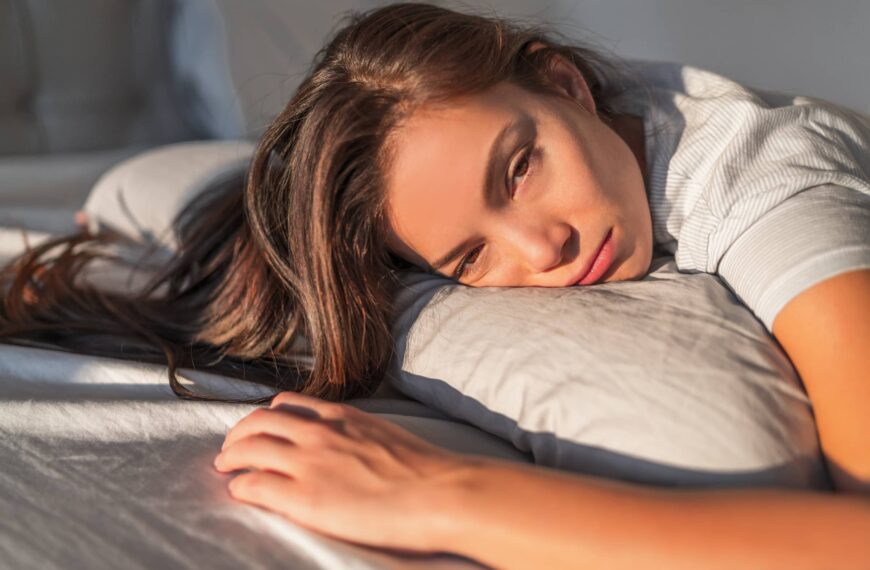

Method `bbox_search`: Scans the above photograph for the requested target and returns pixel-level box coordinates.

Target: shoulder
[634,61,870,272]
[656,65,870,244]
[637,59,870,164]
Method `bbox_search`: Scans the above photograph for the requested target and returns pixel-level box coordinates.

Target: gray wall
[478,0,870,115]
[212,0,869,137]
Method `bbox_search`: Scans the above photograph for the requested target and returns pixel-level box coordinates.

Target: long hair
[0,2,647,404]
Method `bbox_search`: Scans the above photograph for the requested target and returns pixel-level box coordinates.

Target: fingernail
[213,454,223,470]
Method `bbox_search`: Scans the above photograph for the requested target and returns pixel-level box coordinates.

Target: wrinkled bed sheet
[0,225,530,570]
[0,341,534,570]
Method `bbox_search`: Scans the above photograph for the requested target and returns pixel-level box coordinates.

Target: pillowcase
[82,140,255,263]
[388,261,828,489]
[81,142,831,490]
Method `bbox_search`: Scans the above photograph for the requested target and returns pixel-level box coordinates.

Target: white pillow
[388,262,828,489]
[82,140,256,262]
[81,143,830,490]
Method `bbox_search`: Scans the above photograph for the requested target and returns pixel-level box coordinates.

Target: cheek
[584,147,642,220]
[477,258,528,287]
[546,155,610,218]
[543,132,611,208]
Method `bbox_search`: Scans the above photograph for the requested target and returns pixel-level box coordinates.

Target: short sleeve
[716,184,870,332]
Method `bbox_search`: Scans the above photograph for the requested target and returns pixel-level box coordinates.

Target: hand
[213,390,473,553]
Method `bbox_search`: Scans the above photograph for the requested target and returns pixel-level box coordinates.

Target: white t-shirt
[612,59,870,332]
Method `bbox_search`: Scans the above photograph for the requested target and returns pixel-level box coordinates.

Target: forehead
[384,82,530,267]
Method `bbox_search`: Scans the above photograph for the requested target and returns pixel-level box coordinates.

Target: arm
[772,268,870,492]
[434,270,870,568]
[215,272,870,568]
[430,269,870,569]
[434,456,870,570]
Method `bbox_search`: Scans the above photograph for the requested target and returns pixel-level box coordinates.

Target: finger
[269,390,354,420]
[221,407,344,451]
[215,433,303,476]
[227,470,315,526]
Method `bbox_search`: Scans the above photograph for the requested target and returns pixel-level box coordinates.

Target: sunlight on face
[384,74,653,288]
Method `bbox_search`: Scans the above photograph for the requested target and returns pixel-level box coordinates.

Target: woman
[2,3,869,568]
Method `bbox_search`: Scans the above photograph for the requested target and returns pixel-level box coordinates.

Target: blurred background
[212,0,870,135]
[1,0,868,230]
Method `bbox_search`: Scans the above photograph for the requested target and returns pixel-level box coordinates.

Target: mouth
[570,228,615,286]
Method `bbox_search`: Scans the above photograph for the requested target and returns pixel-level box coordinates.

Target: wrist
[417,454,499,553]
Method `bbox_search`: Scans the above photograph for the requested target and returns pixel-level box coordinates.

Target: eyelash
[454,144,539,280]
[509,145,535,197]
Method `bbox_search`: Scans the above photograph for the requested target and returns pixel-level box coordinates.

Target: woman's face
[384,59,653,287]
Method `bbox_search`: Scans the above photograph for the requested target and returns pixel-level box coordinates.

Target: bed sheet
[0,343,535,570]
[0,224,531,570]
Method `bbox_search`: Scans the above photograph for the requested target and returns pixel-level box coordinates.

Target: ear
[525,41,597,117]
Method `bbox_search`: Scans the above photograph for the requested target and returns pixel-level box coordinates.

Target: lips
[571,228,614,286]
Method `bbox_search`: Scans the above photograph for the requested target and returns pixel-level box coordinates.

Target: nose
[502,219,572,273]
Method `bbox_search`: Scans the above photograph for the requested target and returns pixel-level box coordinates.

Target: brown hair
[0,2,648,404]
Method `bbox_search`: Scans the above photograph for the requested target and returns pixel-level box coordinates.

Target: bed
[2,1,862,568]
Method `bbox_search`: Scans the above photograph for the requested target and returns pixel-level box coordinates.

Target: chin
[628,244,655,280]
[610,247,652,283]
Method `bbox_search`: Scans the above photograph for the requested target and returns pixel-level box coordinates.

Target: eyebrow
[429,114,534,276]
